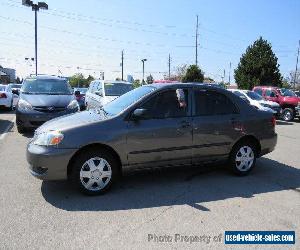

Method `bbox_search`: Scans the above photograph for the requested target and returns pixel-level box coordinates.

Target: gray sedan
[27,83,277,195]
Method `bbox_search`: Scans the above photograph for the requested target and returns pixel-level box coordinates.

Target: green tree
[234,37,282,90]
[86,75,95,86]
[69,73,94,88]
[133,79,141,88]
[16,77,22,84]
[146,74,154,84]
[182,65,204,83]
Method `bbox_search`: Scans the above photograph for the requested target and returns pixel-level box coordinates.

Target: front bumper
[259,133,278,156]
[16,108,78,129]
[27,143,77,180]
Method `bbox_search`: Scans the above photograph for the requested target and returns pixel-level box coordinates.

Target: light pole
[22,0,48,76]
[141,59,147,84]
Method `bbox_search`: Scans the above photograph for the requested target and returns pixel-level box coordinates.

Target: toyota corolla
[27,83,277,195]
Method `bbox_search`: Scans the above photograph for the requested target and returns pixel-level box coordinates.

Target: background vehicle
[9,83,22,95]
[74,87,87,110]
[27,83,277,195]
[228,89,281,117]
[295,90,300,97]
[16,75,79,133]
[85,80,133,109]
[0,84,18,110]
[253,86,299,121]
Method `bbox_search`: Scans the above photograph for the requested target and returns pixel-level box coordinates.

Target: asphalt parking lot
[0,110,299,249]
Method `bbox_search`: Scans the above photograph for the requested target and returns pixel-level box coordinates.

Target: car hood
[259,100,280,107]
[36,110,108,133]
[102,96,119,105]
[20,93,74,107]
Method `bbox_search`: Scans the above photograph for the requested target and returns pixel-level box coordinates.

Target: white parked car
[0,84,18,110]
[228,89,281,117]
[85,80,133,109]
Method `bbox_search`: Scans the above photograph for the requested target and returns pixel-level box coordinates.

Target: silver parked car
[27,83,277,195]
[85,80,133,109]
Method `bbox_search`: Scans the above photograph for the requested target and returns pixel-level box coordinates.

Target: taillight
[0,93,7,98]
[271,116,276,127]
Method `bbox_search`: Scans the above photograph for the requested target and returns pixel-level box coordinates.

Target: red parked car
[253,86,299,121]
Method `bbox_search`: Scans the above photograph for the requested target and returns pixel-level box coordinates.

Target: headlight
[67,100,79,110]
[18,99,32,111]
[33,131,64,146]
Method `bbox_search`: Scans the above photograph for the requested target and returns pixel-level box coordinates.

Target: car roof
[25,75,66,81]
[254,86,279,89]
[148,82,225,91]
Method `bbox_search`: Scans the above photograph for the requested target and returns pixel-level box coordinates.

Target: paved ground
[0,110,299,249]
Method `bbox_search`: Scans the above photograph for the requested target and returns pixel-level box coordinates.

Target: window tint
[265,89,276,97]
[194,90,237,116]
[141,89,188,119]
[254,88,263,96]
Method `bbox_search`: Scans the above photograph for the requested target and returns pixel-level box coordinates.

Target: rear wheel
[229,141,257,176]
[71,148,119,195]
[281,108,294,122]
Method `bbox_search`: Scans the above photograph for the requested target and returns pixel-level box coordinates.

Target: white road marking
[0,117,16,141]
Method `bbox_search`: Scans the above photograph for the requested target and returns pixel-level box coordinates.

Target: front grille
[33,106,66,113]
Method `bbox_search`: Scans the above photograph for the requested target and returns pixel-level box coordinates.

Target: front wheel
[281,108,294,122]
[71,148,119,195]
[229,141,257,176]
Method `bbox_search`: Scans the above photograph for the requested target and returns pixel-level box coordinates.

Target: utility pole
[195,15,199,66]
[168,54,171,79]
[228,62,232,84]
[121,50,124,81]
[22,0,48,76]
[223,69,225,83]
[141,59,147,84]
[294,40,300,90]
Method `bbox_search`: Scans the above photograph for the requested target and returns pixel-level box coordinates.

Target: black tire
[229,140,257,176]
[71,148,119,195]
[281,108,294,122]
[17,126,26,134]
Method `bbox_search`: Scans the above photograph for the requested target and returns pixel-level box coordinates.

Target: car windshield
[103,85,156,116]
[104,82,133,96]
[279,88,296,97]
[246,91,263,101]
[0,85,6,91]
[21,78,72,95]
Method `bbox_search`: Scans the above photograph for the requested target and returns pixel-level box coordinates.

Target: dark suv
[27,83,277,195]
[253,86,299,121]
[16,75,79,133]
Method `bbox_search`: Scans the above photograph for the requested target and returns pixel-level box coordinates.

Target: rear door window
[194,90,238,116]
[254,88,263,96]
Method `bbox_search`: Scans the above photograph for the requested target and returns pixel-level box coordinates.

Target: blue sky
[0,0,299,82]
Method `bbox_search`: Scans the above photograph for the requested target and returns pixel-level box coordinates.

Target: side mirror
[74,90,80,96]
[95,91,103,97]
[12,89,19,95]
[131,108,147,120]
